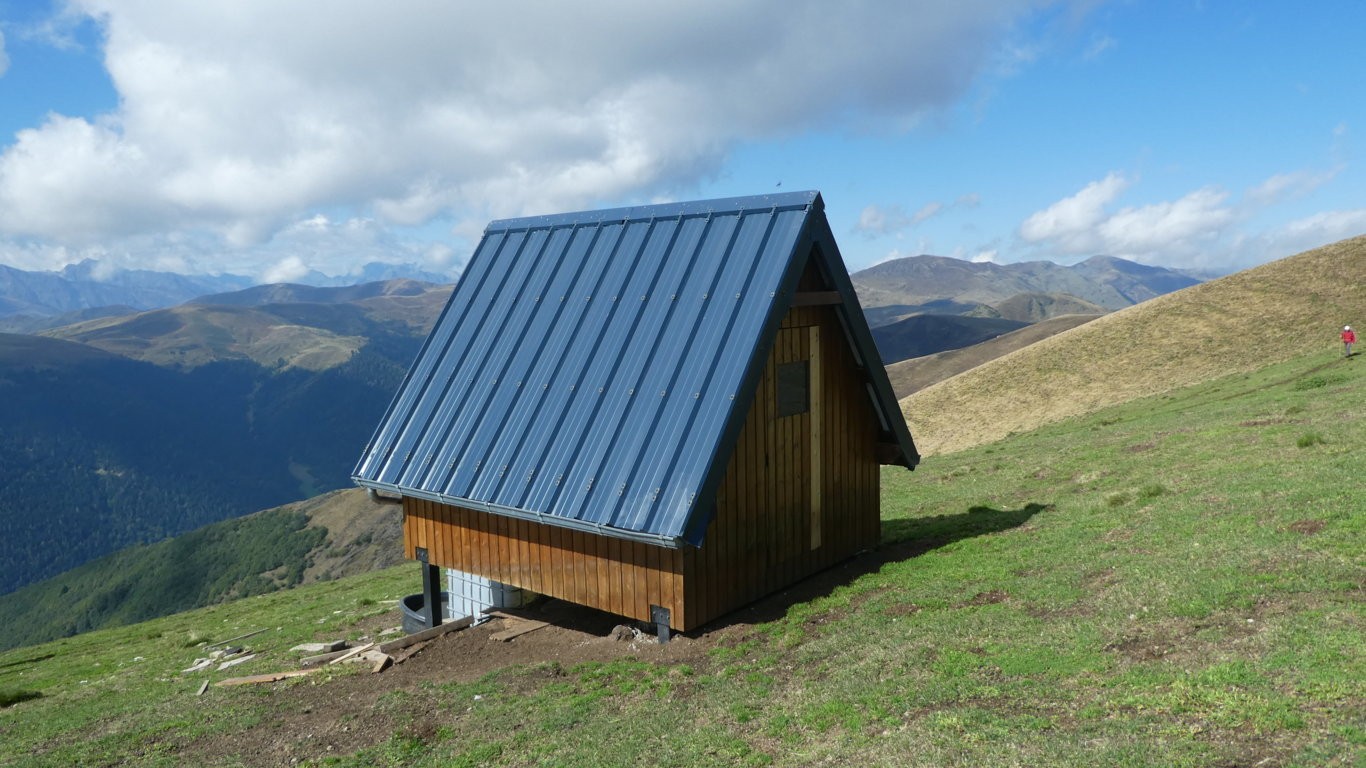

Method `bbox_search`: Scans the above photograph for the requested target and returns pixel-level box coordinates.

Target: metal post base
[416,548,442,629]
[650,605,671,644]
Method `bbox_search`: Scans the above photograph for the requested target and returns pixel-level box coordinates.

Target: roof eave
[352,477,688,549]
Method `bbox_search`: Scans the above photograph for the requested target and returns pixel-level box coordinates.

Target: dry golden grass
[901,235,1366,455]
[296,488,404,582]
[886,313,1101,398]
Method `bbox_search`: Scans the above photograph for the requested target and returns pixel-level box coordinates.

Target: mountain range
[0,259,455,322]
[850,254,1200,325]
[0,251,1198,603]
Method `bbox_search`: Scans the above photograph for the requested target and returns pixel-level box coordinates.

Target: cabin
[353,191,918,634]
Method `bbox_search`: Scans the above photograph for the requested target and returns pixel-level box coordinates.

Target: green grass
[1,348,1362,766]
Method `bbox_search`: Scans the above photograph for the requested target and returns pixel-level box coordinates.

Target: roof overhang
[354,478,689,549]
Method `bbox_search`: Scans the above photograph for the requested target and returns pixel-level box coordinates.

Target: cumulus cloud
[260,255,310,284]
[1245,167,1341,207]
[1017,166,1366,270]
[1258,209,1366,260]
[855,201,943,236]
[1208,207,1366,272]
[0,0,1054,276]
[1098,187,1234,254]
[1018,172,1129,251]
[1019,174,1244,264]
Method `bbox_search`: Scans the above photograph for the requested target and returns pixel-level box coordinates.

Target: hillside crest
[901,235,1366,455]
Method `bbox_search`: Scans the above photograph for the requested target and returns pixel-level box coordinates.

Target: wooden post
[809,324,823,550]
[421,558,443,629]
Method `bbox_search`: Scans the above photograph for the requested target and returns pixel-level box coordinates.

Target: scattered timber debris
[217,654,257,671]
[182,658,213,674]
[327,642,376,666]
[206,628,269,649]
[484,609,551,642]
[198,615,479,693]
[289,640,347,654]
[215,669,320,687]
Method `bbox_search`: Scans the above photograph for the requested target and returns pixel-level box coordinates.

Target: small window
[776,360,809,417]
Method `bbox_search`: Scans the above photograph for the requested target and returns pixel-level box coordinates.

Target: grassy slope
[1,347,1360,766]
[902,235,1366,456]
[886,313,1101,398]
[870,314,1028,364]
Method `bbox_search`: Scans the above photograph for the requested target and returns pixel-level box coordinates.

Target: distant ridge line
[901,235,1366,455]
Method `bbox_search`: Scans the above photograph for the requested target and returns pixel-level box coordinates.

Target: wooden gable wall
[400,278,883,630]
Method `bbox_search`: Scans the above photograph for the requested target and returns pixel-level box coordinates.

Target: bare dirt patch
[1286,519,1325,535]
[883,601,923,618]
[959,590,1008,608]
[176,544,919,766]
[180,599,718,766]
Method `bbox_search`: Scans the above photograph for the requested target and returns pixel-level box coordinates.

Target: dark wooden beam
[875,442,905,465]
[792,291,842,307]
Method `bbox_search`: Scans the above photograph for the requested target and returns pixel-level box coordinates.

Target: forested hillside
[0,508,323,649]
[0,487,403,651]
[0,335,416,594]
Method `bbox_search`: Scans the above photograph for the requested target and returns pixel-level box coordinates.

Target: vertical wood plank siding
[400,297,882,630]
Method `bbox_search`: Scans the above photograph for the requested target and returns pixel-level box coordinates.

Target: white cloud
[260,255,310,284]
[1097,187,1233,253]
[1018,172,1129,250]
[1083,33,1115,60]
[1019,174,1240,265]
[0,0,1056,276]
[1266,209,1366,256]
[1245,167,1340,207]
[913,203,943,226]
[857,205,899,235]
[855,201,951,236]
[1215,208,1366,272]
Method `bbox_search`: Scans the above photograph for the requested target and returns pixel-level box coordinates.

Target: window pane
[776,360,809,417]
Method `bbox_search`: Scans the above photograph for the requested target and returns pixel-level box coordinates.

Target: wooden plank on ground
[206,628,269,649]
[300,648,354,667]
[391,640,431,666]
[377,615,474,655]
[216,669,321,687]
[328,642,375,665]
[489,618,550,642]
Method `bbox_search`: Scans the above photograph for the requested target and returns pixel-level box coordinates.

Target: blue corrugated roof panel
[354,190,915,546]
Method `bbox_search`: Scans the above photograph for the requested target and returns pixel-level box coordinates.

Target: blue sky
[0,1,1362,282]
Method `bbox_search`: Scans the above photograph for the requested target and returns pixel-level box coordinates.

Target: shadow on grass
[0,689,43,708]
[882,502,1051,552]
[699,502,1051,632]
[497,503,1050,639]
[0,652,55,670]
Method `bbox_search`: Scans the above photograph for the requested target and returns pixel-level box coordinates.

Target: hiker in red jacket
[1343,326,1357,357]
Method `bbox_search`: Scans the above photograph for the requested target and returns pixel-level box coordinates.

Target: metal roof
[353,190,916,547]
